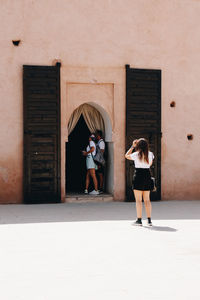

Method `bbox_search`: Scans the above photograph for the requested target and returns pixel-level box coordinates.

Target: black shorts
[96,163,105,174]
[132,168,151,191]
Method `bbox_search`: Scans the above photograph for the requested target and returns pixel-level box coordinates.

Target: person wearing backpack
[95,130,105,193]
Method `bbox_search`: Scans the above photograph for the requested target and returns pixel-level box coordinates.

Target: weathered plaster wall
[0,0,200,202]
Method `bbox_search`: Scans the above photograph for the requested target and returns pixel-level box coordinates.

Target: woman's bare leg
[85,170,90,190]
[89,169,98,191]
[143,191,152,218]
[134,190,143,218]
[98,173,104,190]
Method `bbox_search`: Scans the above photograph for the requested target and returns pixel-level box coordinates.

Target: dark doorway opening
[66,115,90,192]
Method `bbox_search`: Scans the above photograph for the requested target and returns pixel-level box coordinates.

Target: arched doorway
[66,103,113,194]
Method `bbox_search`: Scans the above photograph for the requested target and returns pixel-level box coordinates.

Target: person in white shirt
[82,134,99,195]
[95,130,105,193]
[125,138,154,226]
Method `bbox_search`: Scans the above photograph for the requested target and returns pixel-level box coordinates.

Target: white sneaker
[84,189,88,194]
[89,190,99,195]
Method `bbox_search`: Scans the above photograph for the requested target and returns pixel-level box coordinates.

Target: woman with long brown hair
[125,138,154,226]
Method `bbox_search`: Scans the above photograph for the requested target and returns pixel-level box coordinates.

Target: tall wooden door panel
[126,65,161,201]
[23,64,61,203]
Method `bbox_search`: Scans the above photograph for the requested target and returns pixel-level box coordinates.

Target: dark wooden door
[23,64,61,203]
[126,65,161,201]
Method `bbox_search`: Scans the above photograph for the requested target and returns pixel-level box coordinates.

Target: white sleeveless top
[86,140,96,156]
[130,151,154,169]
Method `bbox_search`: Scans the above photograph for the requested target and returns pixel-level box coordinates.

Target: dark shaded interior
[66,115,91,192]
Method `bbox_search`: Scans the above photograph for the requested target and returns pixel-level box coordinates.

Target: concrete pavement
[0,200,200,300]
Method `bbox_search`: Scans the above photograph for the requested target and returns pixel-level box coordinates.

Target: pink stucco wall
[0,0,200,203]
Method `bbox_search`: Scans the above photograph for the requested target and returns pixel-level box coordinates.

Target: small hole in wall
[170,101,176,107]
[12,40,21,46]
[187,134,193,141]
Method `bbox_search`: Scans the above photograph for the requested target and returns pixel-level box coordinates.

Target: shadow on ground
[144,225,178,232]
[0,201,200,225]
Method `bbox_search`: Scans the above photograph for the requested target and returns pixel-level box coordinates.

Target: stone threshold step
[65,193,114,203]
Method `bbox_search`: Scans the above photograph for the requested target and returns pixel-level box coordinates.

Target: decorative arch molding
[66,102,114,194]
[67,102,112,142]
[65,82,114,142]
[86,102,112,142]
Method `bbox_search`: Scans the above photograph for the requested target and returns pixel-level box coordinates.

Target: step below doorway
[65,192,114,203]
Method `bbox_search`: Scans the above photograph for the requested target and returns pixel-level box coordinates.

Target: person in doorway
[95,130,105,193]
[125,138,154,226]
[82,134,99,195]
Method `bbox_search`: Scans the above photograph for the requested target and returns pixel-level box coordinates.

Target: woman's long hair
[135,138,149,163]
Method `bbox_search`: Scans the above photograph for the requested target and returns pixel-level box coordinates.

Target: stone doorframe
[60,66,126,202]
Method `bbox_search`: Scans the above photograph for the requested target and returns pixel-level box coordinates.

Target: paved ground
[0,200,200,300]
